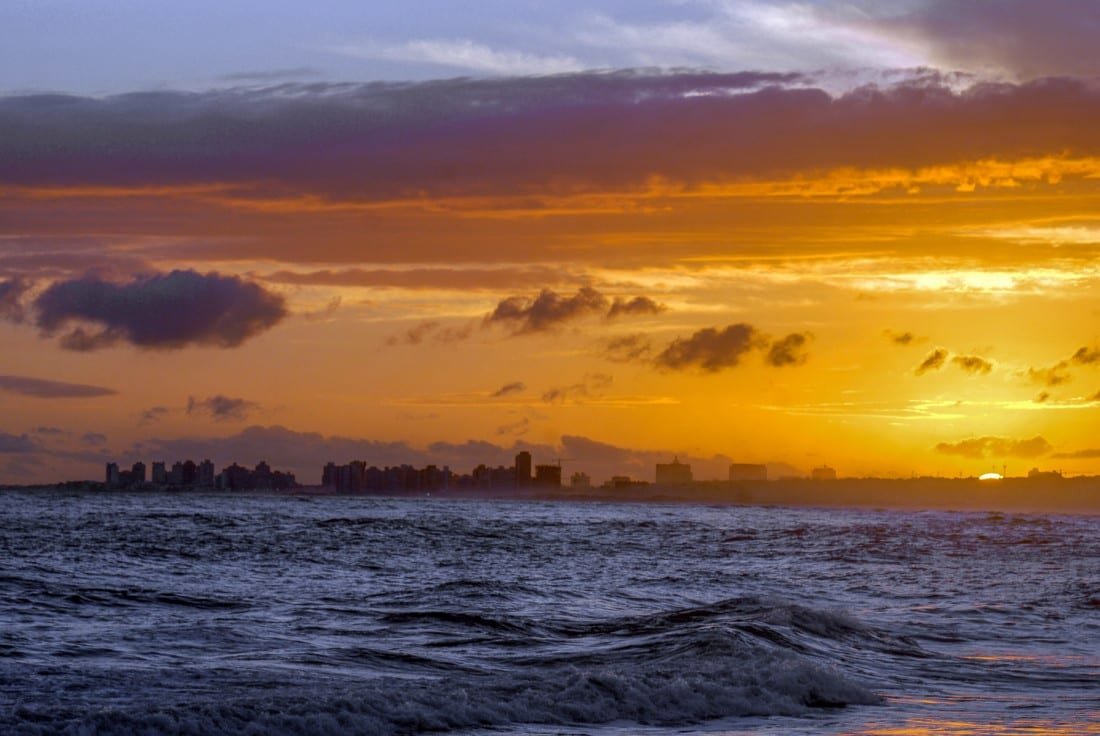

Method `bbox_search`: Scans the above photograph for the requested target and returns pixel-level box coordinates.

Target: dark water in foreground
[1,492,1097,735]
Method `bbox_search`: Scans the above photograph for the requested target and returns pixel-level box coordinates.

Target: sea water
[1,491,1096,734]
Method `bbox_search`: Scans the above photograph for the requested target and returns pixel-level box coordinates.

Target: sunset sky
[2,0,1098,484]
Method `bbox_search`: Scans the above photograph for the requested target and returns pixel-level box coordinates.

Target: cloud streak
[0,374,117,399]
[491,381,526,398]
[934,435,1052,459]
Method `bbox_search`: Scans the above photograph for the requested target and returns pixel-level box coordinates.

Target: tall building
[198,459,215,487]
[570,471,591,489]
[729,463,767,481]
[105,462,120,487]
[254,460,274,490]
[131,462,146,484]
[811,465,837,481]
[655,457,693,485]
[151,461,167,485]
[514,451,532,487]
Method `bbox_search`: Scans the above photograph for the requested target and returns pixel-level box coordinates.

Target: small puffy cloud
[884,330,920,346]
[655,323,765,372]
[915,348,948,375]
[766,333,812,367]
[603,333,653,363]
[486,287,608,335]
[1026,346,1098,386]
[952,355,993,375]
[1071,346,1100,365]
[0,278,31,323]
[187,395,260,422]
[934,435,1052,459]
[607,296,667,320]
[386,320,473,346]
[0,374,117,398]
[486,287,664,335]
[33,270,287,351]
[1028,362,1072,386]
[140,406,172,425]
[491,381,526,398]
[0,432,38,453]
[81,432,107,446]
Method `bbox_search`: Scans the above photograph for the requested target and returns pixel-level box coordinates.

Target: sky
[1,0,1098,485]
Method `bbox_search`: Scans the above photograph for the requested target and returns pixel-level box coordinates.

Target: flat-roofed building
[729,463,767,481]
[534,464,561,487]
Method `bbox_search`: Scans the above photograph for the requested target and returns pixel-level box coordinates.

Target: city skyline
[2,2,1100,485]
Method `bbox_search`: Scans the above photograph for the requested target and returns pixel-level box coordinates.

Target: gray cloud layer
[3,72,1099,200]
[872,0,1100,79]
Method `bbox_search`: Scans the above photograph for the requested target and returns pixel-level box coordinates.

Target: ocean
[1,491,1096,735]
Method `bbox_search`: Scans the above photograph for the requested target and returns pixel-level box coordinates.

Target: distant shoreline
[4,476,1098,515]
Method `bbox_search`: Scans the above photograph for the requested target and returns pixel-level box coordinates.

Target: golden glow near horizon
[1,71,1099,485]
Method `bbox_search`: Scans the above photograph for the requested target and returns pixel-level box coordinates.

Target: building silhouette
[655,457,693,485]
[533,464,561,487]
[811,465,837,480]
[729,463,767,481]
[515,451,532,487]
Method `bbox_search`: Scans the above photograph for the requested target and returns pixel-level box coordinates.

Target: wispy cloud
[329,38,584,75]
[491,381,526,398]
[186,395,260,423]
[0,374,117,399]
[934,435,1052,459]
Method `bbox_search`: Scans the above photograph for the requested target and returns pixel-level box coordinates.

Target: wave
[5,597,885,735]
[9,654,879,735]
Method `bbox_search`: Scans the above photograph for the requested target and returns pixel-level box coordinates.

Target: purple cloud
[655,323,766,372]
[33,270,287,351]
[187,395,260,422]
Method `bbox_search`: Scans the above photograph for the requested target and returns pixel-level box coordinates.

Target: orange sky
[1,71,1098,484]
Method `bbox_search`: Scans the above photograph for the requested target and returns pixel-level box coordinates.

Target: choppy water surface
[1,491,1097,735]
